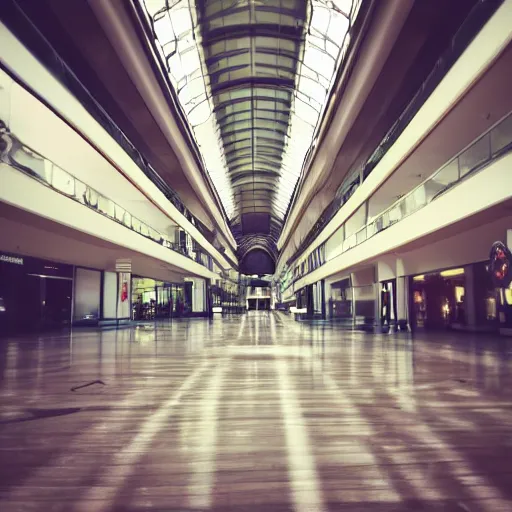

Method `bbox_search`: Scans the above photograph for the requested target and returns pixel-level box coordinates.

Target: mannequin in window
[381,283,391,327]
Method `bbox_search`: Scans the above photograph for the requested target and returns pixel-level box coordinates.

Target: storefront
[294,281,325,318]
[131,277,192,321]
[328,277,352,320]
[0,251,73,335]
[213,279,241,313]
[411,267,467,330]
[328,269,376,329]
[247,297,271,310]
[409,262,500,332]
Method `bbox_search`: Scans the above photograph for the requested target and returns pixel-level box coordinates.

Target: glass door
[156,285,171,318]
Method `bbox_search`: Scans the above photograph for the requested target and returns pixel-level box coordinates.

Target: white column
[116,259,131,320]
[395,258,408,330]
[191,278,206,312]
[324,280,332,319]
[102,271,117,319]
[396,276,408,330]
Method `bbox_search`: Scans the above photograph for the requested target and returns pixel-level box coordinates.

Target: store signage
[0,254,23,265]
[115,258,132,273]
[121,280,128,302]
[489,241,512,288]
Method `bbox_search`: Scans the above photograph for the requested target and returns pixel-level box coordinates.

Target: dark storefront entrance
[329,278,352,320]
[247,298,270,310]
[411,268,466,330]
[410,262,503,332]
[294,281,325,319]
[0,252,73,335]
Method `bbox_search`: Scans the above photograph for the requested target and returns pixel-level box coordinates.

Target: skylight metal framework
[140,0,361,245]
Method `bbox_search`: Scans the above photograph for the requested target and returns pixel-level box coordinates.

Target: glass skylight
[139,0,361,230]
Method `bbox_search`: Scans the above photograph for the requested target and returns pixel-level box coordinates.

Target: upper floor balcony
[284,108,512,296]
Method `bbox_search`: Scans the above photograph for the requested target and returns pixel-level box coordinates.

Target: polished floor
[1,312,512,512]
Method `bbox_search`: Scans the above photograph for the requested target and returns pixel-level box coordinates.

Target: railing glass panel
[491,114,512,155]
[459,135,490,178]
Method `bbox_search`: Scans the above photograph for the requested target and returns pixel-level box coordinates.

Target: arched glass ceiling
[140,0,362,231]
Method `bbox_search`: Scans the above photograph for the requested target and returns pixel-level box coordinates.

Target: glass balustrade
[1,132,216,271]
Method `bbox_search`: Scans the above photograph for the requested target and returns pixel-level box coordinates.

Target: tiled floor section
[1,312,512,511]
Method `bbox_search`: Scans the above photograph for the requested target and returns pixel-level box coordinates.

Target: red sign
[121,281,128,302]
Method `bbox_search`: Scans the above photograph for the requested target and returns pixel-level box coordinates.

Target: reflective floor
[1,312,512,512]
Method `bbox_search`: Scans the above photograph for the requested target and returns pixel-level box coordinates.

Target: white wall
[102,271,118,319]
[351,266,375,287]
[376,256,398,282]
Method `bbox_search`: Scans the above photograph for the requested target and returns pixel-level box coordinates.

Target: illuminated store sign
[0,254,24,265]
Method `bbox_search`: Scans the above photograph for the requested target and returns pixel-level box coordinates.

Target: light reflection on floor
[0,311,512,511]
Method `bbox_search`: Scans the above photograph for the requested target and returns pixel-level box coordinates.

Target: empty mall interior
[1,0,512,510]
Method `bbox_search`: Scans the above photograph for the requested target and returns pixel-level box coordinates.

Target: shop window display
[1,252,73,334]
[131,278,188,320]
[329,279,352,319]
[411,268,466,330]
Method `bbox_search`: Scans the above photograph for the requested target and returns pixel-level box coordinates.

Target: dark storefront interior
[0,253,72,335]
[412,268,469,330]
[247,298,271,311]
[410,263,501,331]
[294,281,324,318]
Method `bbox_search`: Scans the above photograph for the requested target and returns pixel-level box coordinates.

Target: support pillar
[464,264,477,330]
[395,258,408,331]
[396,276,409,331]
[116,259,131,324]
[324,280,332,320]
[321,280,326,320]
